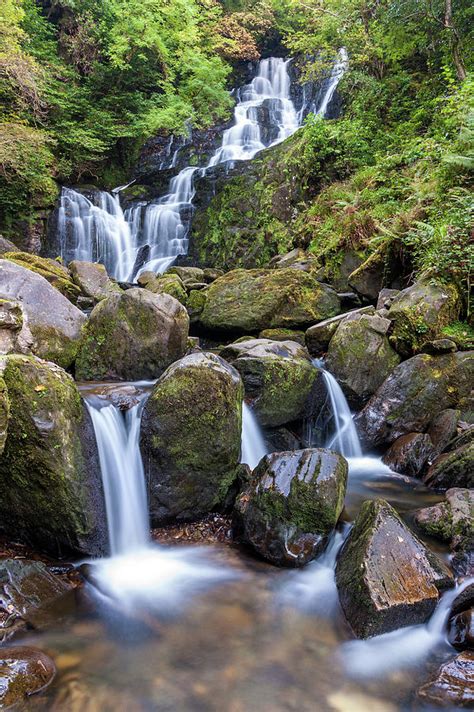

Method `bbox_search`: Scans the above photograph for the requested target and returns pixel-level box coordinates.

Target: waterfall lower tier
[241,403,268,470]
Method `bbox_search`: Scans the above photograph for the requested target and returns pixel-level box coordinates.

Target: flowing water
[241,402,269,470]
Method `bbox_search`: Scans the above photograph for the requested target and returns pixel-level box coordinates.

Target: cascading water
[56,52,347,281]
[241,402,268,470]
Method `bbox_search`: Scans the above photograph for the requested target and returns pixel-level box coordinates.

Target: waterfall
[56,52,347,281]
[241,403,268,470]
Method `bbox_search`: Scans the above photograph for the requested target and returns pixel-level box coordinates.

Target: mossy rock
[141,351,243,523]
[144,274,188,305]
[233,448,348,567]
[259,328,306,346]
[348,249,386,301]
[69,260,121,302]
[3,252,82,304]
[424,442,474,489]
[0,375,9,454]
[0,355,106,555]
[200,268,341,334]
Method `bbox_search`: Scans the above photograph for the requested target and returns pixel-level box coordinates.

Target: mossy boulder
[76,288,189,381]
[0,645,56,707]
[69,260,121,302]
[258,328,306,346]
[335,499,453,638]
[3,252,82,304]
[382,432,435,477]
[0,260,86,369]
[0,375,9,454]
[220,338,318,427]
[305,306,375,356]
[423,440,474,490]
[348,249,386,301]
[414,488,473,559]
[200,268,340,334]
[326,313,400,408]
[141,352,243,523]
[0,355,106,555]
[186,289,207,323]
[233,448,348,567]
[143,273,188,305]
[388,278,461,357]
[356,352,474,448]
[167,266,205,284]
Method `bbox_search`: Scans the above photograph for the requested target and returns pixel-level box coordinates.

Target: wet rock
[335,499,453,638]
[130,244,150,281]
[258,328,306,346]
[0,354,107,555]
[234,448,348,567]
[388,278,460,356]
[423,440,474,489]
[376,288,400,310]
[427,409,460,457]
[305,307,375,356]
[50,672,144,712]
[97,384,141,410]
[0,259,86,369]
[69,260,121,302]
[200,268,340,334]
[356,352,474,448]
[451,585,474,617]
[449,609,474,650]
[264,427,301,452]
[76,288,189,381]
[3,251,82,303]
[220,338,318,427]
[0,646,56,707]
[141,352,243,523]
[421,338,458,354]
[325,313,400,408]
[417,652,474,708]
[143,273,188,305]
[348,249,385,301]
[382,433,435,476]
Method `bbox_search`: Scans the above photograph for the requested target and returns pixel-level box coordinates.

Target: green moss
[441,321,474,350]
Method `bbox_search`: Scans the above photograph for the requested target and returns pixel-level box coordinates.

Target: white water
[57,52,347,281]
[241,402,268,470]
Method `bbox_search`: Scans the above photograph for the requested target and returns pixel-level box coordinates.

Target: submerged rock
[220,338,318,427]
[0,259,86,369]
[69,260,121,302]
[233,448,348,567]
[141,352,243,523]
[335,499,453,638]
[417,652,474,708]
[200,268,340,334]
[0,645,56,707]
[76,288,189,381]
[382,432,435,476]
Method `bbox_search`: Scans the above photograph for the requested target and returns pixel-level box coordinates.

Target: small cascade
[241,402,268,470]
[314,48,348,118]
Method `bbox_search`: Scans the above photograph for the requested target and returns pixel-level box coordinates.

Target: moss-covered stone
[186,289,207,323]
[200,268,340,334]
[0,375,9,454]
[305,306,375,356]
[76,288,189,381]
[69,260,121,302]
[144,273,188,305]
[0,354,106,555]
[348,248,386,301]
[258,328,306,346]
[141,351,243,523]
[424,441,474,489]
[233,448,348,567]
[3,252,82,304]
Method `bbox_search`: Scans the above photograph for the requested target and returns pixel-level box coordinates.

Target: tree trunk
[444,0,467,81]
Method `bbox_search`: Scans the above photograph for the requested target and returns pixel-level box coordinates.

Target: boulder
[417,652,474,708]
[203,267,224,283]
[0,645,56,707]
[0,298,34,355]
[325,313,400,408]
[69,260,121,302]
[0,260,86,369]
[0,354,107,555]
[268,249,319,273]
[3,252,81,303]
[376,288,400,310]
[356,352,474,448]
[76,288,189,381]
[167,266,205,284]
[186,289,207,324]
[423,441,474,489]
[220,338,318,427]
[233,449,348,567]
[427,409,460,456]
[388,278,460,356]
[421,338,457,354]
[143,273,188,305]
[348,249,385,301]
[335,499,453,638]
[0,376,8,454]
[0,235,17,254]
[449,609,474,650]
[200,268,340,334]
[136,270,156,287]
[141,352,243,523]
[305,307,375,356]
[382,433,435,476]
[258,328,306,346]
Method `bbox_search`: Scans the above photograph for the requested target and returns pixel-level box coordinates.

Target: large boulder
[423,440,474,489]
[305,306,375,356]
[382,432,435,476]
[388,278,460,356]
[348,249,385,301]
[417,652,474,708]
[69,260,121,302]
[0,355,107,555]
[233,448,348,567]
[75,288,189,381]
[200,268,340,334]
[220,339,318,427]
[3,252,82,304]
[335,499,453,638]
[325,313,400,408]
[141,352,243,523]
[356,352,474,448]
[0,260,86,369]
[143,273,188,305]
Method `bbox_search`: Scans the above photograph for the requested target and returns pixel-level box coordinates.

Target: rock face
[305,307,375,356]
[0,259,86,369]
[0,355,107,555]
[356,352,474,448]
[0,645,56,707]
[69,260,120,302]
[141,352,243,523]
[234,448,348,567]
[382,432,435,476]
[335,499,453,638]
[76,288,189,381]
[200,268,340,334]
[220,339,318,427]
[388,278,460,356]
[417,652,474,708]
[325,313,400,408]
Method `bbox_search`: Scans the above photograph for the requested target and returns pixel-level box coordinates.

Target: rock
[0,376,8,454]
[233,448,348,567]
[69,260,121,302]
[449,609,474,650]
[269,249,319,273]
[3,252,82,303]
[220,338,318,427]
[203,267,224,282]
[143,273,188,305]
[376,288,400,310]
[186,289,207,323]
[136,270,156,287]
[0,235,17,254]
[76,288,189,381]
[424,441,474,489]
[325,313,400,408]
[258,328,306,346]
[0,354,107,555]
[421,338,458,354]
[0,645,56,707]
[264,426,301,452]
[96,384,141,410]
[200,268,341,334]
[130,244,150,281]
[452,585,474,617]
[356,352,474,448]
[427,409,460,457]
[417,652,474,708]
[305,307,375,356]
[0,298,34,355]
[348,250,385,301]
[382,433,435,476]
[141,352,243,523]
[337,291,362,309]
[168,266,205,284]
[0,259,86,369]
[388,278,460,356]
[335,499,453,638]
